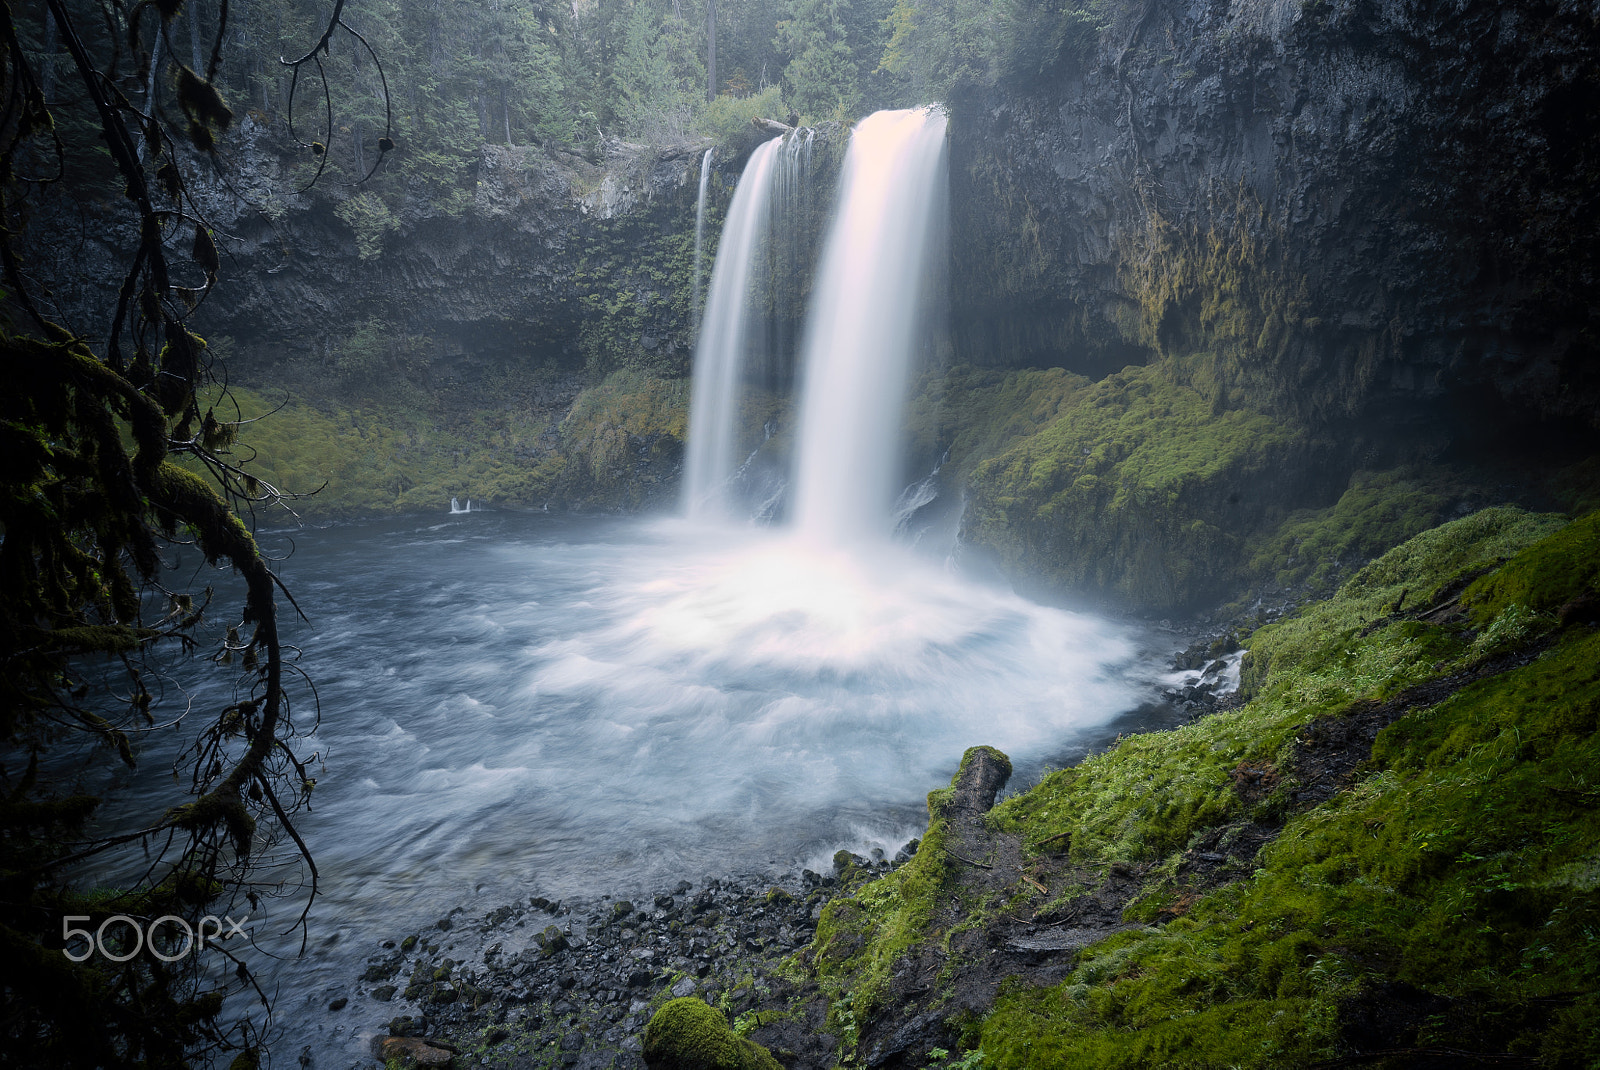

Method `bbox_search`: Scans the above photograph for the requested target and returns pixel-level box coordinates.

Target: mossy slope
[804,507,1600,1068]
[961,359,1306,610]
[904,354,1535,614]
[188,370,687,520]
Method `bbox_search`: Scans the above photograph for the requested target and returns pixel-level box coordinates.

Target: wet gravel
[331,854,907,1069]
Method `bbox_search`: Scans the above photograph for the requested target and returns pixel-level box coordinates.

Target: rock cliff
[935,0,1600,611]
[948,0,1600,431]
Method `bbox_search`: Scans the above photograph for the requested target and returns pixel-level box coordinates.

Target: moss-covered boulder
[641,998,782,1070]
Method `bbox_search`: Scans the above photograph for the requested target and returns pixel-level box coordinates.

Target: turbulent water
[82,509,1167,1041]
[257,511,1148,904]
[79,107,1170,1060]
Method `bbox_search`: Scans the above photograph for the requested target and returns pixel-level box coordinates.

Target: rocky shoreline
[347,862,883,1070]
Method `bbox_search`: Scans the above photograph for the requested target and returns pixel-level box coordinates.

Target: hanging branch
[342,20,395,182]
[279,0,396,189]
[0,1,373,1063]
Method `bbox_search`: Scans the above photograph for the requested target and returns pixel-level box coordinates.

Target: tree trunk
[186,1,203,72]
[706,0,718,102]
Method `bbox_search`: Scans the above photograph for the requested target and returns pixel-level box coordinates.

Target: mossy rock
[642,998,782,1070]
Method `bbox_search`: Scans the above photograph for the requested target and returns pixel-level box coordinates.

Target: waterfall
[683,136,784,520]
[692,147,713,326]
[790,107,949,545]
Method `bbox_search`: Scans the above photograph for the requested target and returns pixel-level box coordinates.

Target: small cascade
[691,147,714,326]
[790,107,949,545]
[684,136,785,519]
[891,450,947,538]
[449,498,473,514]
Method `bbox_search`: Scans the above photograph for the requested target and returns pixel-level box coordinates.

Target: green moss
[956,512,1600,1067]
[182,371,688,519]
[1115,201,1327,421]
[903,364,1092,480]
[990,708,1265,865]
[1240,467,1474,599]
[1241,506,1566,697]
[1547,455,1600,517]
[641,998,782,1070]
[1462,509,1600,625]
[961,360,1304,610]
[806,753,981,1042]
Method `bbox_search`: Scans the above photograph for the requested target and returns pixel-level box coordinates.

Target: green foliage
[642,998,784,1069]
[700,84,788,150]
[877,0,1106,102]
[333,318,430,396]
[878,0,995,98]
[220,0,582,184]
[610,0,704,141]
[775,0,862,120]
[333,191,400,259]
[572,212,701,380]
[0,10,312,1058]
[1462,509,1600,625]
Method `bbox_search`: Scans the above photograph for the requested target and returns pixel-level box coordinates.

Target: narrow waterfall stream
[691,147,713,324]
[683,136,784,519]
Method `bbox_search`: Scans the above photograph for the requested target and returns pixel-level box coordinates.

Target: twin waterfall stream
[687,108,948,541]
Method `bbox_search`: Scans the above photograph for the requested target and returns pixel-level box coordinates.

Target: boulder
[370,1035,454,1068]
[642,998,782,1070]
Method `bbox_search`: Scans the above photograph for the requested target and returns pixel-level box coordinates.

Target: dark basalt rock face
[196,133,710,376]
[947,0,1600,434]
